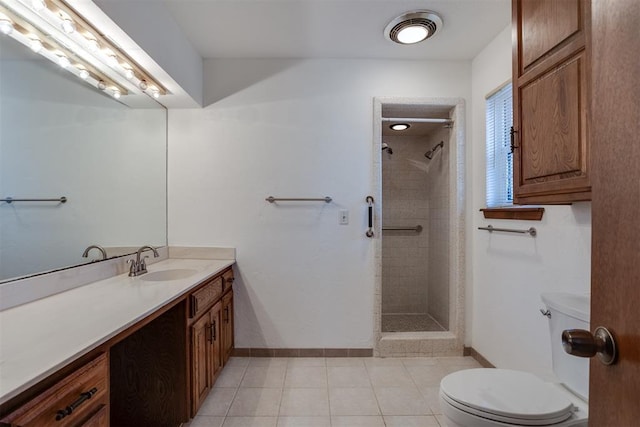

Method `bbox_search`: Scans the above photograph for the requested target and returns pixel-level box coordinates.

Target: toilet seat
[440,369,576,426]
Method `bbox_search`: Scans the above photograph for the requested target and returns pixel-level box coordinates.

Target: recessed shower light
[385,10,443,45]
[390,123,410,131]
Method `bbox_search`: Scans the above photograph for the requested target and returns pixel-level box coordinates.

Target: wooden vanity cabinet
[188,268,233,416]
[0,354,108,427]
[512,0,591,204]
[190,301,222,415]
[0,265,236,426]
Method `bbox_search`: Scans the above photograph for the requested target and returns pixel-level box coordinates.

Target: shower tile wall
[381,136,431,315]
[381,131,450,330]
[427,128,450,329]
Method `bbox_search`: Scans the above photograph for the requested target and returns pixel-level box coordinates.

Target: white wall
[169,58,471,349]
[469,27,591,377]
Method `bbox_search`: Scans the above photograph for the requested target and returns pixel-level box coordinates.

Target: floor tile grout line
[402,358,436,416]
[324,358,334,426]
[223,361,248,421]
[276,358,288,418]
[363,357,386,422]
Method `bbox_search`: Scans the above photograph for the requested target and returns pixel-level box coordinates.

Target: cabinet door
[222,291,234,364]
[190,312,212,415]
[211,302,223,380]
[516,0,582,73]
[512,0,591,203]
[514,51,590,202]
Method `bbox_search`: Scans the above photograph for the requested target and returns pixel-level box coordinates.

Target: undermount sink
[139,269,198,282]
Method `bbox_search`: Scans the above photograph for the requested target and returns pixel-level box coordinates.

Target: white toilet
[439,292,590,427]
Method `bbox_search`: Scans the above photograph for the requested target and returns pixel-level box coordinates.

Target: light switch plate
[339,210,349,225]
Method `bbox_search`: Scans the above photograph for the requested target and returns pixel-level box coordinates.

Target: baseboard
[232,348,373,357]
[463,346,495,368]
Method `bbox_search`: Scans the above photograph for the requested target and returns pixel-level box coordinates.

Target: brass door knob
[562,327,617,365]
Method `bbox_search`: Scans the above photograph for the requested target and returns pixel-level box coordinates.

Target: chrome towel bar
[383,225,423,232]
[1,196,67,204]
[266,196,332,203]
[478,225,537,237]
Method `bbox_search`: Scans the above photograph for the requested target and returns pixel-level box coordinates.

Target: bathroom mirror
[0,36,167,283]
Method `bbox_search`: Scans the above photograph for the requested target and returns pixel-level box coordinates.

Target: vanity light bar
[48,0,167,96]
[0,6,128,95]
[0,0,167,100]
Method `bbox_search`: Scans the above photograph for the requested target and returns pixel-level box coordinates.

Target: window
[485,83,513,207]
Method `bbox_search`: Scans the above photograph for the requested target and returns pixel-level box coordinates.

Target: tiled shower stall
[381,126,450,332]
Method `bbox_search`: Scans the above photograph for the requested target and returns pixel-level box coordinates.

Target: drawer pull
[226,277,235,284]
[55,387,98,421]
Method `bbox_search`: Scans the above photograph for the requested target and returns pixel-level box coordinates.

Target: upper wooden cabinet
[512,0,591,204]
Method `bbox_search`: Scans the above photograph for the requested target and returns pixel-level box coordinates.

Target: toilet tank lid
[541,292,590,322]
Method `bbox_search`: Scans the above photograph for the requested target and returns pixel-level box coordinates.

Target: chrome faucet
[82,245,107,261]
[128,245,160,277]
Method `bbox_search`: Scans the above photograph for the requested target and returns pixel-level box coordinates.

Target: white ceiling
[162,0,511,60]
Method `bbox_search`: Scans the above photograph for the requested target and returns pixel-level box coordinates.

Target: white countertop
[0,258,234,404]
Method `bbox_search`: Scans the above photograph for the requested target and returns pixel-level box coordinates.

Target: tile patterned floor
[183,356,482,427]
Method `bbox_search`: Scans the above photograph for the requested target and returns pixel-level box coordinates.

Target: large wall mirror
[0,35,167,283]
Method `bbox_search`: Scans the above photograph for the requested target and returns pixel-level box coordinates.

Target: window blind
[486,83,513,207]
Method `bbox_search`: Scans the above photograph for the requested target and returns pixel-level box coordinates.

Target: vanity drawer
[190,277,222,318]
[1,353,108,427]
[222,268,234,292]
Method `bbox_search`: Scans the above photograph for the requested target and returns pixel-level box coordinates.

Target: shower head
[382,142,393,155]
[424,141,444,159]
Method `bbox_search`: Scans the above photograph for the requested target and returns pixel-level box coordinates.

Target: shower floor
[382,314,446,332]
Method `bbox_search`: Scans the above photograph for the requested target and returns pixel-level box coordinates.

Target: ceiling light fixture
[60,17,75,34]
[85,37,99,52]
[29,36,43,52]
[0,18,13,34]
[385,10,443,45]
[0,0,168,101]
[31,0,45,11]
[390,123,410,131]
[57,54,70,68]
[106,53,118,67]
